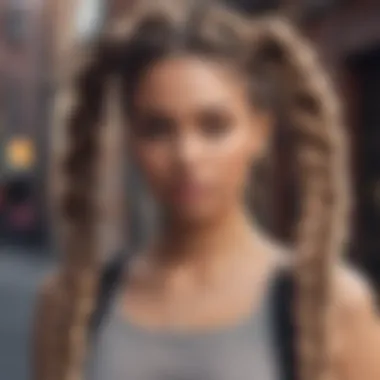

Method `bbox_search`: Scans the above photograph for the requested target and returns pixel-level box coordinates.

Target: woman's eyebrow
[132,107,174,121]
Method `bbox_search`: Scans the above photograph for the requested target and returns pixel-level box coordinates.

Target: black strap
[90,252,127,334]
[272,270,297,380]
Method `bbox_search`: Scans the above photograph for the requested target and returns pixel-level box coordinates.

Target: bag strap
[90,252,128,334]
[271,269,297,380]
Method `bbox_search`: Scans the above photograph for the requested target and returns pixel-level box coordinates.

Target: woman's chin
[167,202,222,226]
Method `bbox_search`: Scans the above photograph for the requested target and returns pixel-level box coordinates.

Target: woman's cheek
[212,132,254,193]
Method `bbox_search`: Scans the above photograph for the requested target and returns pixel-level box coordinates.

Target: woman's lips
[170,182,209,203]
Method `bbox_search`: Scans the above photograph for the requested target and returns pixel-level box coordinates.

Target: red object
[0,189,4,209]
[9,203,35,229]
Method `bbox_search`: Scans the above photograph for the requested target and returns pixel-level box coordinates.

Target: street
[0,247,55,380]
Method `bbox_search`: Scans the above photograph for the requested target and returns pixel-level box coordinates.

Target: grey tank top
[86,273,282,380]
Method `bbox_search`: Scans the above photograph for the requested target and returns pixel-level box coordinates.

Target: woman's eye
[198,111,233,137]
[135,116,174,140]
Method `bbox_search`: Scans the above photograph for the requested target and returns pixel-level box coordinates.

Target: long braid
[54,46,109,380]
[251,17,350,380]
[54,8,147,379]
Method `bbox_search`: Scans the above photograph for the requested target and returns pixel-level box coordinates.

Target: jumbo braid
[251,17,350,380]
[55,5,160,379]
[61,65,102,379]
[54,45,112,380]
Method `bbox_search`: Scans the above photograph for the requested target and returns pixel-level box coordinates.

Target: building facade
[0,0,49,245]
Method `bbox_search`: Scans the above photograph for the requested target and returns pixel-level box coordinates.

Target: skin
[34,55,380,379]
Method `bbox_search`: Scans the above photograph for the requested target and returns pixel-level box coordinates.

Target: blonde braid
[55,7,151,379]
[251,17,350,380]
[54,46,109,380]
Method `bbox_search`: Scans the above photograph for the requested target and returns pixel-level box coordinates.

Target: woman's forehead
[131,56,250,114]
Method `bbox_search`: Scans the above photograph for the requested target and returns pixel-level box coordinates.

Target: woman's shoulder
[34,270,69,331]
[279,252,376,318]
[332,263,377,319]
[37,271,62,305]
[33,270,66,379]
[261,233,376,315]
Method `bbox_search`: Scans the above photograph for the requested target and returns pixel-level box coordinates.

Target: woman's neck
[154,206,257,269]
[131,207,273,297]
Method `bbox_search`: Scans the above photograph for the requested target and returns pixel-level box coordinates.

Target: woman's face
[130,56,271,223]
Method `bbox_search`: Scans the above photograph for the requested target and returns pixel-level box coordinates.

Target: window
[0,79,5,176]
[224,0,280,14]
[302,0,342,21]
[2,4,28,47]
[4,79,24,135]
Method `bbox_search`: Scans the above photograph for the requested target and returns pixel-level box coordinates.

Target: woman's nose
[173,132,203,167]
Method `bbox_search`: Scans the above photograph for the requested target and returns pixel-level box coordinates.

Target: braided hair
[50,1,350,380]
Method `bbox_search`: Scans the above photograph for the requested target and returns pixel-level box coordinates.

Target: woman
[33,1,380,380]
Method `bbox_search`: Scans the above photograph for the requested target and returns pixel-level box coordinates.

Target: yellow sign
[6,138,35,170]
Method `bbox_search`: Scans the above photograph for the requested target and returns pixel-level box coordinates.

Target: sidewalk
[0,246,56,380]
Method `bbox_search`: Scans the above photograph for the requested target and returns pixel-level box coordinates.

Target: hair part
[51,2,350,380]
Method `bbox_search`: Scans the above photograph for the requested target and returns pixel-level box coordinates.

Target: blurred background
[0,0,379,379]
